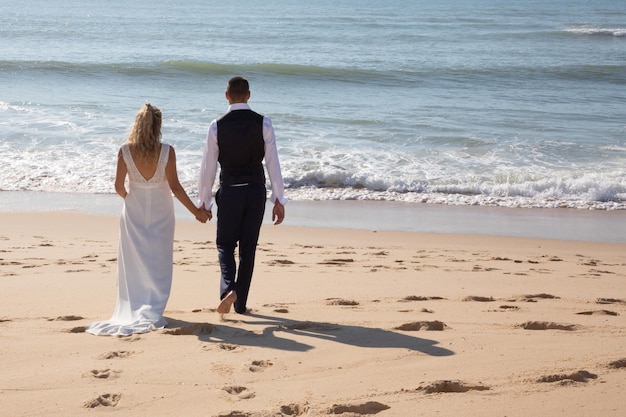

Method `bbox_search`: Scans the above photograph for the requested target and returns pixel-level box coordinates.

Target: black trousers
[215,183,266,313]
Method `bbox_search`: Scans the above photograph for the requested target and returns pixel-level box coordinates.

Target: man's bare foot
[217,291,237,318]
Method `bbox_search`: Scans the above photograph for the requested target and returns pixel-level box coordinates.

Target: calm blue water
[1,0,625,209]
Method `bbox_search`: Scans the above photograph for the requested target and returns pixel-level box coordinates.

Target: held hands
[272,201,285,225]
[196,203,212,223]
[195,202,279,225]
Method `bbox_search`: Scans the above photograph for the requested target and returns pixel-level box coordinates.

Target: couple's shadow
[165,312,454,357]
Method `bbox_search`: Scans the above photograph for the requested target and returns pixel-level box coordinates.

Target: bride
[87,103,210,336]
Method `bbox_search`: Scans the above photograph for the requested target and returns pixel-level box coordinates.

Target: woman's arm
[165,146,210,222]
[114,149,128,199]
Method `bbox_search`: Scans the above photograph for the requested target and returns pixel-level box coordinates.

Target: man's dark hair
[227,76,250,101]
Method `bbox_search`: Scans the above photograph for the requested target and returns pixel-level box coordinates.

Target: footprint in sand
[267,259,296,266]
[395,321,447,331]
[399,295,445,302]
[191,308,214,313]
[318,258,354,266]
[507,293,560,302]
[537,370,597,384]
[608,359,626,369]
[295,243,323,249]
[218,343,242,351]
[84,369,121,379]
[203,343,243,353]
[496,305,520,311]
[576,310,619,316]
[67,326,87,333]
[326,401,390,415]
[462,296,494,302]
[368,264,390,272]
[223,385,247,394]
[161,323,214,336]
[223,385,255,399]
[50,315,85,321]
[596,298,626,305]
[262,303,291,313]
[326,298,359,306]
[420,308,435,313]
[0,261,23,266]
[249,360,272,372]
[587,268,616,275]
[118,334,142,342]
[472,265,502,272]
[216,405,308,417]
[98,351,134,360]
[419,380,490,394]
[519,321,577,331]
[82,393,121,408]
[279,403,309,416]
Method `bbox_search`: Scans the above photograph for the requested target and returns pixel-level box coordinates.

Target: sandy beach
[1,210,625,417]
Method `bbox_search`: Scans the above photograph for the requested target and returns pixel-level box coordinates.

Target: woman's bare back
[128,144,162,181]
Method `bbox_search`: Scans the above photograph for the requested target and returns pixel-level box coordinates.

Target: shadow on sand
[164,312,454,357]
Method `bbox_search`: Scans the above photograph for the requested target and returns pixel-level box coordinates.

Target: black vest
[216,109,265,186]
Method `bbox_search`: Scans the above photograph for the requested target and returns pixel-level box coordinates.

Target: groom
[198,76,287,317]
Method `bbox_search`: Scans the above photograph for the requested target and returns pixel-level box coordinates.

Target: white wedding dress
[87,143,175,336]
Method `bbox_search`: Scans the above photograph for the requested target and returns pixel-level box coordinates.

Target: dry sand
[1,211,625,417]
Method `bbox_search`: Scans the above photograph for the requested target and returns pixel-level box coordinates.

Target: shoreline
[1,190,625,243]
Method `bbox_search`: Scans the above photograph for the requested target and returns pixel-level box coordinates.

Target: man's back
[216,109,265,186]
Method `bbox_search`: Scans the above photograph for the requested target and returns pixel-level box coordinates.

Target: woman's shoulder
[161,143,175,164]
[161,143,176,153]
[119,143,129,157]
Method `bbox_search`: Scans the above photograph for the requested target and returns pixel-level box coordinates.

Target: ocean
[1,0,625,212]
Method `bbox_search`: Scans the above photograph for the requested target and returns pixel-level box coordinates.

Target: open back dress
[87,143,174,336]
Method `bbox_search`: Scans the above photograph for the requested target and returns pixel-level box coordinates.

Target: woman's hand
[195,203,212,223]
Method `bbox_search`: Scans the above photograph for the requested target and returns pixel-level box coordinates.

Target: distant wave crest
[0,59,409,85]
[565,27,626,37]
[3,58,625,86]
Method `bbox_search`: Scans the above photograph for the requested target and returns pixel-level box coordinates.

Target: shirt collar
[227,103,251,112]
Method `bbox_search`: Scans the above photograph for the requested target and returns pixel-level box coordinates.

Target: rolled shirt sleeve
[197,120,219,210]
[262,116,287,205]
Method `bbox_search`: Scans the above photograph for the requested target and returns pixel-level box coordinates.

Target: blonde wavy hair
[127,103,162,163]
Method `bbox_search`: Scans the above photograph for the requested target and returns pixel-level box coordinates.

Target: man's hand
[272,201,285,225]
[199,203,213,222]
